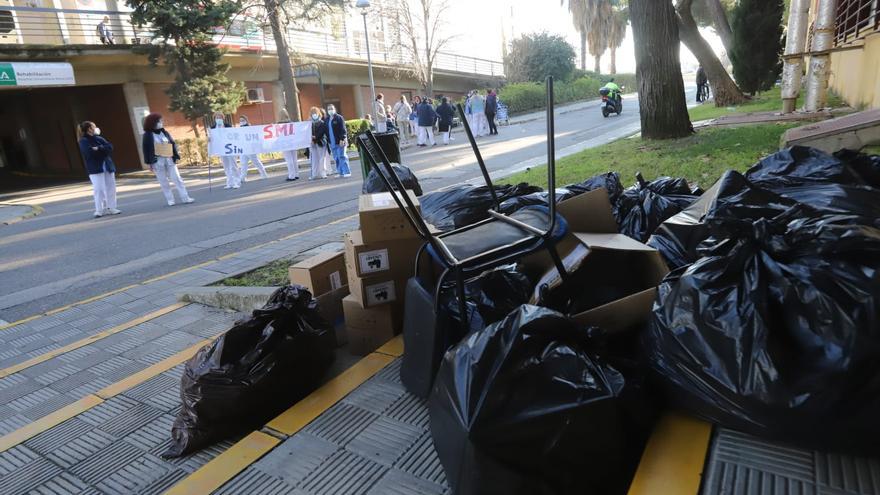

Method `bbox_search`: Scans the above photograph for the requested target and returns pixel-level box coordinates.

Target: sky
[443,0,726,74]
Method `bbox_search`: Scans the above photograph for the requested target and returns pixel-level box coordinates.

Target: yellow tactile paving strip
[627,413,713,495]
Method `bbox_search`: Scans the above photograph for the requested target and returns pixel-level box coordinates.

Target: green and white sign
[0,62,75,87]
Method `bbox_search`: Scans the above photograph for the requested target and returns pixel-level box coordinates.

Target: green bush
[497,73,638,114]
[346,119,370,139]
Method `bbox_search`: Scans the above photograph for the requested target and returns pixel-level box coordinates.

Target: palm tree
[564,0,592,71]
[586,0,612,73]
[607,2,627,74]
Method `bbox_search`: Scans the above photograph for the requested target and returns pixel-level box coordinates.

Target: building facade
[0,0,504,175]
[826,0,880,109]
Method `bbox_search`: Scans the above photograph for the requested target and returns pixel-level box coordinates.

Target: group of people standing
[464,89,500,137]
[305,104,352,181]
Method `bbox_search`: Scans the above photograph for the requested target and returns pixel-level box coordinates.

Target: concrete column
[122,81,149,168]
[804,0,838,112]
[353,84,365,119]
[781,0,811,113]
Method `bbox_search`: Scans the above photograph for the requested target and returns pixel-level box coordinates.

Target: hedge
[498,73,637,114]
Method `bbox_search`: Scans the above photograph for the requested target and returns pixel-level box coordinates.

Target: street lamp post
[357,0,378,122]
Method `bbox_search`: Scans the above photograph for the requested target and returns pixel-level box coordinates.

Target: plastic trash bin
[357,130,401,178]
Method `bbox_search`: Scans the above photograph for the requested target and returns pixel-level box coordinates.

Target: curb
[1,203,44,226]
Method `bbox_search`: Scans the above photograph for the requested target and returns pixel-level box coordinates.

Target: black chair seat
[427,206,569,266]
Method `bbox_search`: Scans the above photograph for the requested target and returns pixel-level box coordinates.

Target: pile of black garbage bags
[421,146,880,493]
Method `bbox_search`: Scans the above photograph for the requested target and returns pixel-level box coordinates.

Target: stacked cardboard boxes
[289,250,349,345]
[344,191,423,355]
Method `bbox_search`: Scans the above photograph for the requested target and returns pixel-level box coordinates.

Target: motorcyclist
[601,79,622,110]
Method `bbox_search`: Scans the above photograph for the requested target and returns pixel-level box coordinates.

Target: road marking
[0,303,188,379]
[0,337,216,454]
[0,395,103,453]
[627,413,713,495]
[163,431,281,495]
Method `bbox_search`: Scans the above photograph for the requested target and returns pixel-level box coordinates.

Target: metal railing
[0,6,505,77]
[835,0,880,46]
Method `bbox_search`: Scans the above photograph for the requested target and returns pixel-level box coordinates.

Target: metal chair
[357,77,570,397]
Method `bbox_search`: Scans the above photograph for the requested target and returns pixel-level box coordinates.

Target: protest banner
[208,122,311,157]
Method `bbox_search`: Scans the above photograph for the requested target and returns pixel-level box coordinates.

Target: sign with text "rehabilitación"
[0,62,76,87]
[208,122,312,156]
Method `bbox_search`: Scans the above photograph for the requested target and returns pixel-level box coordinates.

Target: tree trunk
[422,5,434,97]
[594,52,601,73]
[580,31,587,71]
[676,0,745,107]
[265,0,301,121]
[705,0,733,55]
[610,46,617,74]
[630,0,693,139]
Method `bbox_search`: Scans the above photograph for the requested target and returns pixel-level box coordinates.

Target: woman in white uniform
[236,116,269,183]
[210,112,240,189]
[307,106,328,180]
[141,113,194,206]
[278,109,299,181]
[78,120,120,218]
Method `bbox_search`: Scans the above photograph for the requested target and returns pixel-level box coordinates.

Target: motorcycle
[599,87,622,117]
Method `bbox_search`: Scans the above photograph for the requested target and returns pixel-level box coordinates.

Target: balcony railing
[0,6,505,77]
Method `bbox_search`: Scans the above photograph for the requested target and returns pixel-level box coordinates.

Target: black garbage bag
[644,208,880,454]
[745,145,879,189]
[430,305,654,495]
[496,188,575,215]
[565,171,624,202]
[163,285,335,458]
[362,163,423,196]
[421,183,542,231]
[834,148,880,187]
[440,265,533,334]
[615,174,702,242]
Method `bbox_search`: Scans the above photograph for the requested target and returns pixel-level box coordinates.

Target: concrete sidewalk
[0,204,42,226]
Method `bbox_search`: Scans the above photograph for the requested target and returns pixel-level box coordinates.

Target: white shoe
[342,173,352,178]
[223,185,232,190]
[182,198,195,204]
[93,211,103,218]
[107,208,121,215]
[167,201,175,206]
[232,185,240,189]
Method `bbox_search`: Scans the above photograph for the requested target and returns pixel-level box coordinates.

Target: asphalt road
[0,90,693,322]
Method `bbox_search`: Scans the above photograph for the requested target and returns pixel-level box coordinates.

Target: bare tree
[704,0,733,54]
[675,0,745,106]
[251,0,343,121]
[391,0,455,97]
[630,0,692,139]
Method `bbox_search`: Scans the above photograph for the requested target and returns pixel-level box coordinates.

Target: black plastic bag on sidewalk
[163,285,335,458]
[615,174,702,242]
[644,209,880,454]
[421,183,542,231]
[440,264,533,335]
[496,188,576,215]
[565,171,624,202]
[745,145,880,189]
[430,305,652,495]
[362,163,423,196]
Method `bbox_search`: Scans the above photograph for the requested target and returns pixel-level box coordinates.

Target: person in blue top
[417,98,437,146]
[436,97,455,145]
[325,104,351,178]
[78,120,120,218]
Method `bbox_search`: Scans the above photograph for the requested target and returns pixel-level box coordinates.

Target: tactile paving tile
[215,466,298,495]
[94,454,172,494]
[68,439,144,485]
[702,428,880,495]
[24,471,90,494]
[395,430,448,487]
[0,457,63,494]
[367,468,448,495]
[252,433,339,487]
[0,445,40,476]
[297,449,387,495]
[341,379,406,414]
[346,417,423,467]
[384,393,430,429]
[303,402,380,447]
[96,403,165,438]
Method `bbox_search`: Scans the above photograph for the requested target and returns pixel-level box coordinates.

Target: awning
[0,62,75,87]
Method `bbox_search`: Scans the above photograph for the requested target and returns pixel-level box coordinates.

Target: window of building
[835,0,880,46]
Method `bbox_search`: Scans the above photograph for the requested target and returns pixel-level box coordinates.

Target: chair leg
[454,267,470,340]
[546,245,573,312]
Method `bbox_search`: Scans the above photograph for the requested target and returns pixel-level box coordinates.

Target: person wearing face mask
[210,112,240,189]
[78,121,120,218]
[308,106,328,180]
[374,93,387,132]
[325,104,351,178]
[236,115,268,183]
[277,109,299,181]
[142,113,194,206]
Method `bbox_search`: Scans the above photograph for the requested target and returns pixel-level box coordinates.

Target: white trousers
[239,154,268,182]
[283,150,299,179]
[473,112,488,137]
[442,130,451,145]
[88,171,117,213]
[418,126,436,145]
[409,120,418,137]
[221,156,240,187]
[309,144,328,179]
[154,157,190,203]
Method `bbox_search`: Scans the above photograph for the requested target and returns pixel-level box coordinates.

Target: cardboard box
[346,267,408,308]
[524,188,670,332]
[344,230,423,279]
[289,251,347,296]
[343,295,403,355]
[316,285,350,346]
[359,190,421,242]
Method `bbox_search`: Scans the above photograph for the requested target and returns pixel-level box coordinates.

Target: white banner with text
[208,122,312,156]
